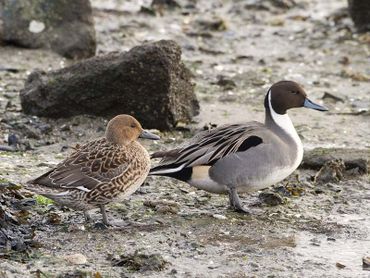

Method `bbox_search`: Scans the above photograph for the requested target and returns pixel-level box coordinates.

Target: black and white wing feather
[150,122,264,174]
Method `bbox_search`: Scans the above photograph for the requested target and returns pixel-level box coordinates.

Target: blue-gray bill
[139,130,160,140]
[303,98,328,111]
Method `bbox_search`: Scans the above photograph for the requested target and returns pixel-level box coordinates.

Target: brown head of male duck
[150,81,327,213]
[27,115,159,226]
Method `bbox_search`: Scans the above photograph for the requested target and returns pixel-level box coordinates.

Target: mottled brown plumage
[26,115,159,226]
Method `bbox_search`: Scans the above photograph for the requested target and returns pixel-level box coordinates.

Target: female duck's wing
[28,139,129,193]
[150,122,264,174]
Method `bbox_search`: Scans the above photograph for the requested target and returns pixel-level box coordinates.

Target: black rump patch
[159,167,193,182]
[237,136,263,152]
[150,163,193,182]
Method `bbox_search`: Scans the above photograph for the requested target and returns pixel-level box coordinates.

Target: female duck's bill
[303,98,328,111]
[139,130,160,140]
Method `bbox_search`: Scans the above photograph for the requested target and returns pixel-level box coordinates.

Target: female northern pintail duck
[150,81,327,213]
[27,114,159,226]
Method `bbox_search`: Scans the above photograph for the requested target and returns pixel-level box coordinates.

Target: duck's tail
[149,164,193,182]
[149,149,192,182]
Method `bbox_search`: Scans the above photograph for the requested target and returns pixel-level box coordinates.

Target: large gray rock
[20,40,199,130]
[348,0,370,32]
[0,0,96,59]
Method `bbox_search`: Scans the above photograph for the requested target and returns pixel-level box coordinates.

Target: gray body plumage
[150,80,327,212]
[209,127,299,193]
[151,117,302,194]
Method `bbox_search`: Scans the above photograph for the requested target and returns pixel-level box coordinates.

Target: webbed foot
[228,187,250,214]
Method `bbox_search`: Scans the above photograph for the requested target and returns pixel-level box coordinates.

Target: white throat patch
[268,90,303,168]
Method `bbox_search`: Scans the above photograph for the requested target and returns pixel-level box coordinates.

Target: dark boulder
[0,0,96,59]
[348,0,370,32]
[20,40,199,130]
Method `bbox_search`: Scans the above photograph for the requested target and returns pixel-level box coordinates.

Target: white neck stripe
[267,90,303,167]
[268,90,298,139]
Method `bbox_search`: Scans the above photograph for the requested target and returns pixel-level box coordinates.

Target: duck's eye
[130,124,136,128]
[291,91,299,95]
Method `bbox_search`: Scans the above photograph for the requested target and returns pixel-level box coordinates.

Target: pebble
[250,262,260,269]
[60,124,71,131]
[67,224,86,232]
[7,134,18,146]
[63,253,87,265]
[363,256,370,268]
[212,214,227,220]
[335,262,346,269]
[258,191,284,206]
[314,159,345,184]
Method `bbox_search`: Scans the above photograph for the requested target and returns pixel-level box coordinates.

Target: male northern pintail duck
[150,81,327,213]
[27,115,160,226]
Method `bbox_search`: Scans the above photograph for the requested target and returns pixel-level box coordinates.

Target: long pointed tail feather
[149,163,192,182]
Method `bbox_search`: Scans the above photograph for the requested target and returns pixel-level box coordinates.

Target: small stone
[63,253,87,265]
[338,56,350,65]
[60,124,71,131]
[29,20,45,33]
[156,205,179,214]
[21,124,41,139]
[47,212,62,225]
[309,237,321,246]
[38,124,52,134]
[67,224,86,232]
[363,256,370,269]
[258,191,284,206]
[335,262,346,269]
[314,159,345,184]
[192,17,227,32]
[144,200,180,214]
[215,75,237,90]
[212,214,227,220]
[151,0,181,10]
[321,92,344,103]
[7,134,18,146]
[112,252,168,271]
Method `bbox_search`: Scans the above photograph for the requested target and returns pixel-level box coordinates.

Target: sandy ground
[0,0,369,277]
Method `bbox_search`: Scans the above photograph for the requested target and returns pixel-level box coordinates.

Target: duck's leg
[99,205,110,226]
[83,211,92,222]
[92,205,111,229]
[228,187,249,214]
[97,204,130,229]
